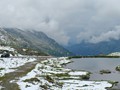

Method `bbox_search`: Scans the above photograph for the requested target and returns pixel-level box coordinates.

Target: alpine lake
[65,58,120,89]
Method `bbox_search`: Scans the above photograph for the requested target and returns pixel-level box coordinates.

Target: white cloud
[0,0,84,45]
[1,0,120,45]
[89,26,120,43]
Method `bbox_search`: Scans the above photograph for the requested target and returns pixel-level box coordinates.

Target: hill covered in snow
[108,52,120,56]
[0,28,71,56]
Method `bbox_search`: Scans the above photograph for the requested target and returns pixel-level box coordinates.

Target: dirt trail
[0,57,49,90]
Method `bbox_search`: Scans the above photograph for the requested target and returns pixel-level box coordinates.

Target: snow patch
[0,57,36,77]
[108,52,120,56]
[69,71,88,76]
[61,80,112,90]
[16,57,113,90]
[0,46,15,52]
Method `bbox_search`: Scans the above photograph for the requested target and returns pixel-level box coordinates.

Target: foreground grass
[0,59,42,90]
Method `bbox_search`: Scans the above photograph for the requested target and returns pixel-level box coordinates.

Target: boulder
[116,65,120,71]
[100,69,111,74]
[1,51,10,58]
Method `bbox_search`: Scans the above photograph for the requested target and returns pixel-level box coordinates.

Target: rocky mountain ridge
[66,40,120,56]
[0,28,71,56]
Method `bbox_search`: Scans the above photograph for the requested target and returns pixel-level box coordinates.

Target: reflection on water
[65,58,120,89]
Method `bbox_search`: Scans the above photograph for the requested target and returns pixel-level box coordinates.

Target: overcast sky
[1,0,120,45]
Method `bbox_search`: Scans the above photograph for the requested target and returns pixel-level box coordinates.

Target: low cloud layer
[89,26,120,43]
[1,0,120,45]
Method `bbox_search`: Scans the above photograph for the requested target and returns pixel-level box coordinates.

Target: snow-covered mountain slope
[0,28,16,45]
[0,28,72,56]
[108,52,120,56]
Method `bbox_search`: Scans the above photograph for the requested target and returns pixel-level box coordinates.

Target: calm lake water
[65,58,120,89]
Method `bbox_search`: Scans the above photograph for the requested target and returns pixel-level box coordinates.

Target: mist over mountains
[1,27,120,56]
[66,39,120,56]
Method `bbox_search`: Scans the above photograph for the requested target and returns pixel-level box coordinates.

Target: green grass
[80,74,90,80]
[0,68,4,70]
[24,78,40,83]
[54,73,70,77]
[68,55,120,59]
[40,85,48,89]
[0,76,6,81]
[45,75,54,83]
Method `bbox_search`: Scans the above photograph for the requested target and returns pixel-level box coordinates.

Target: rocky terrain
[0,28,72,56]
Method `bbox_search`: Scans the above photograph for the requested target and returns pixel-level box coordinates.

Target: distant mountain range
[66,40,120,56]
[0,28,72,56]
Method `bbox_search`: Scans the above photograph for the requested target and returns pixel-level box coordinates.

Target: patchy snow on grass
[17,64,61,90]
[0,57,36,77]
[0,46,15,52]
[0,86,3,90]
[41,57,72,68]
[16,57,113,90]
[61,80,112,90]
[0,81,4,89]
